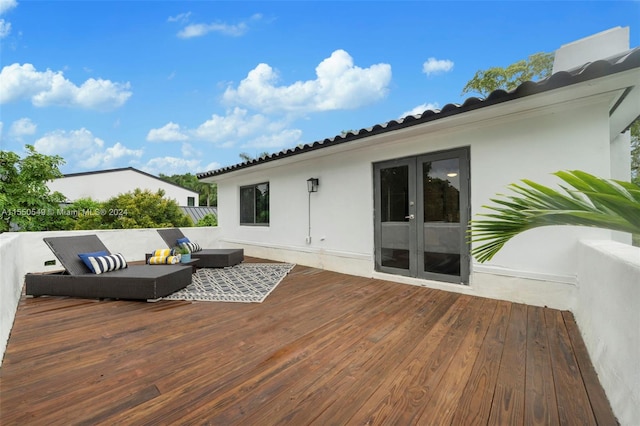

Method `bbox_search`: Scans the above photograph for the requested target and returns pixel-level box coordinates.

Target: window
[240,182,269,225]
[187,196,195,207]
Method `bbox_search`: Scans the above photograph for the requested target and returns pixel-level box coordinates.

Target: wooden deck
[0,260,616,425]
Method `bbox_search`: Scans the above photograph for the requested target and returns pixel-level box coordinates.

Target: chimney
[552,27,630,73]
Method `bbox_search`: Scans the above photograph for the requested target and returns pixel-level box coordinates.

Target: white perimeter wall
[575,240,640,426]
[215,95,618,310]
[48,169,198,206]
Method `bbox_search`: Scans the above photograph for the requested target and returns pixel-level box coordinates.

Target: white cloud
[167,12,191,23]
[0,0,17,39]
[0,63,132,110]
[193,107,270,144]
[142,156,202,176]
[400,102,440,119]
[223,49,392,113]
[9,117,36,138]
[34,128,142,169]
[146,122,189,142]
[422,57,454,76]
[243,128,303,150]
[203,161,221,172]
[181,142,199,158]
[34,128,103,156]
[177,14,261,38]
[0,0,18,15]
[148,107,301,152]
[0,19,10,38]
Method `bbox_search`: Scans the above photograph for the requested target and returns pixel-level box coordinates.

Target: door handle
[405,214,415,220]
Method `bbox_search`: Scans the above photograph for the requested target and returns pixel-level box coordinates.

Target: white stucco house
[198,29,640,421]
[199,27,638,308]
[49,167,200,207]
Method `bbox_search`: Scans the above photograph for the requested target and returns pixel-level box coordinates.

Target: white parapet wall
[0,233,23,368]
[0,227,219,366]
[575,240,640,426]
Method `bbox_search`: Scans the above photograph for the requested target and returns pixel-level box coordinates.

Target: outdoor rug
[163,263,296,303]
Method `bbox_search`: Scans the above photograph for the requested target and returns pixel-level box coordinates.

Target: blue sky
[1,1,638,176]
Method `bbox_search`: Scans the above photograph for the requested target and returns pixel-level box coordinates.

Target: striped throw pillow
[180,241,201,253]
[88,253,128,274]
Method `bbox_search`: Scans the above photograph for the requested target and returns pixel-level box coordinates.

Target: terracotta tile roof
[198,48,640,179]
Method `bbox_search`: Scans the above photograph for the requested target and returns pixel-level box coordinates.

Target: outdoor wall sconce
[307,177,319,193]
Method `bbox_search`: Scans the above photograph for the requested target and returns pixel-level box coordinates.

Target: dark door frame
[373,147,470,284]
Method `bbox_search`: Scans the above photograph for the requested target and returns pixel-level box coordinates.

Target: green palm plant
[469,170,640,263]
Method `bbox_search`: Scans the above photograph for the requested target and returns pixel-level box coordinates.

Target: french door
[374,148,470,284]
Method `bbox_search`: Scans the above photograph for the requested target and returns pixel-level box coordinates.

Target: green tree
[196,213,217,227]
[100,189,192,229]
[461,52,554,97]
[0,145,66,232]
[58,198,104,230]
[239,151,269,162]
[159,173,217,207]
[469,170,640,262]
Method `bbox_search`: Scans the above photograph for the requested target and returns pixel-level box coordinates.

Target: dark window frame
[240,182,270,226]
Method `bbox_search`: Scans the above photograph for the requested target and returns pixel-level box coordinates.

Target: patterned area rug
[163,263,295,303]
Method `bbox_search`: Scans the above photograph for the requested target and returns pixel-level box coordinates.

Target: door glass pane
[423,158,460,223]
[423,224,461,276]
[380,166,408,222]
[422,158,461,276]
[380,165,409,269]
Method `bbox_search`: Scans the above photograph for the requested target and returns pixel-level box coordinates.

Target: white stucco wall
[48,169,199,206]
[575,240,640,426]
[213,91,624,310]
[0,233,23,368]
[216,83,628,309]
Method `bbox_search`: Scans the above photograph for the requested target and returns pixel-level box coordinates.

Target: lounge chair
[157,228,243,268]
[25,235,192,301]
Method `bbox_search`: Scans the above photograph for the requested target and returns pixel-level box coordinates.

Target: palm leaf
[469,170,640,262]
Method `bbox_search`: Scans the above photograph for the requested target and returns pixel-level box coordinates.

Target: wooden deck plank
[544,308,597,425]
[487,303,528,425]
[562,311,618,425]
[174,279,425,424]
[109,273,391,424]
[346,294,477,424]
[414,298,498,425]
[450,300,511,425]
[524,305,559,425]
[0,261,616,425]
[284,289,460,425]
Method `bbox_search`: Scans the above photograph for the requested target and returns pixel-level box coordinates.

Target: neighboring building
[49,167,200,207]
[199,27,639,308]
[180,206,218,224]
